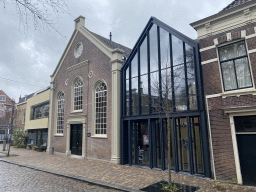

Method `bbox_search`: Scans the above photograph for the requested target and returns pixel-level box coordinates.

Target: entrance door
[70,124,82,155]
[234,115,256,186]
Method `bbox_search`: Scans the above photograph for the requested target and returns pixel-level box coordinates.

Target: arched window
[57,92,65,134]
[74,78,83,110]
[95,81,107,134]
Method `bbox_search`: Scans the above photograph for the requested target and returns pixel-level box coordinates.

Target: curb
[0,158,142,192]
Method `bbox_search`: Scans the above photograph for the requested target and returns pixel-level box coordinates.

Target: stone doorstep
[0,158,141,192]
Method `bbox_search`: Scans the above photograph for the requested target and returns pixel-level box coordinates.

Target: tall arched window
[95,81,107,134]
[74,78,83,110]
[57,92,65,134]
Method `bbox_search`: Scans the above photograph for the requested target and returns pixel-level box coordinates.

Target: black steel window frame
[123,26,199,117]
[218,40,253,91]
[121,17,211,178]
[30,101,50,120]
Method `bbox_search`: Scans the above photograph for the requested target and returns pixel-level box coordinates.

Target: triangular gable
[51,21,130,80]
[123,17,198,69]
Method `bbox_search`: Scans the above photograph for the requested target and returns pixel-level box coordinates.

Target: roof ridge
[219,0,253,13]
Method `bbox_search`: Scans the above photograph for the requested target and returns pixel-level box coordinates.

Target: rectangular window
[219,41,253,91]
[31,102,49,120]
[22,109,26,124]
[0,95,6,101]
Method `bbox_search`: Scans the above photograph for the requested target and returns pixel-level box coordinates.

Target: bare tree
[150,44,195,190]
[0,0,70,36]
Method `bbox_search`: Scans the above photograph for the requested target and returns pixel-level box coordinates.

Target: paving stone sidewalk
[1,145,256,192]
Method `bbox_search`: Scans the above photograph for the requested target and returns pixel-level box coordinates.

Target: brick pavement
[1,145,256,192]
[0,161,120,192]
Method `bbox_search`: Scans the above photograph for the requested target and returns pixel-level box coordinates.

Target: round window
[75,43,83,58]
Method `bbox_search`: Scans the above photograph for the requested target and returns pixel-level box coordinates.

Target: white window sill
[54,134,64,137]
[221,88,256,98]
[71,110,83,113]
[91,134,108,139]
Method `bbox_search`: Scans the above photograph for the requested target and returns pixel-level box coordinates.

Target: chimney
[74,16,85,30]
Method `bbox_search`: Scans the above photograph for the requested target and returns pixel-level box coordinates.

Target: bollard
[2,140,6,151]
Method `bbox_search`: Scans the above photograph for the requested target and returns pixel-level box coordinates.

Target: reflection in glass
[150,24,158,72]
[141,74,149,114]
[132,121,150,166]
[126,67,129,116]
[235,57,252,88]
[131,77,139,115]
[140,37,148,75]
[177,118,189,171]
[191,117,203,173]
[221,61,237,90]
[152,120,162,168]
[163,119,175,170]
[173,36,187,111]
[186,44,197,110]
[219,41,246,61]
[131,53,138,78]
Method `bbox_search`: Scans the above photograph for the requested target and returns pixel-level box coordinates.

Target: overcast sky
[0,0,234,103]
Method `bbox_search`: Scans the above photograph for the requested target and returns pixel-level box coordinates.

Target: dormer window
[218,41,253,91]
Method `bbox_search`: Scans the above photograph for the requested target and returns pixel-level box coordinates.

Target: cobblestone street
[0,161,121,192]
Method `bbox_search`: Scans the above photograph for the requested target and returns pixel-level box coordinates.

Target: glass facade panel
[186,44,197,110]
[141,74,149,114]
[172,36,187,111]
[126,67,129,116]
[191,117,203,173]
[150,24,158,73]
[163,119,175,170]
[152,119,162,168]
[121,21,208,177]
[177,118,189,171]
[140,37,149,114]
[140,37,148,75]
[131,77,139,115]
[131,121,150,166]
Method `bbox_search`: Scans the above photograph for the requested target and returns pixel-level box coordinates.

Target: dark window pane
[234,115,256,132]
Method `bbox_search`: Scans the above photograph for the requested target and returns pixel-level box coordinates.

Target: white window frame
[56,92,65,135]
[92,80,107,138]
[72,77,83,112]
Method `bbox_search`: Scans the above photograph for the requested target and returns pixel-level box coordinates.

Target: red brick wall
[199,22,256,181]
[50,31,112,160]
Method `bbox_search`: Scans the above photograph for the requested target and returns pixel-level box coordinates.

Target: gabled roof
[18,93,35,104]
[220,0,252,12]
[90,31,131,57]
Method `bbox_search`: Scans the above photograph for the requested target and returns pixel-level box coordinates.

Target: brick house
[24,87,50,147]
[16,93,35,130]
[0,90,14,140]
[191,0,256,185]
[47,16,131,163]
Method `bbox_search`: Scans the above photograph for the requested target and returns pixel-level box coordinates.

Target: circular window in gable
[74,42,83,58]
